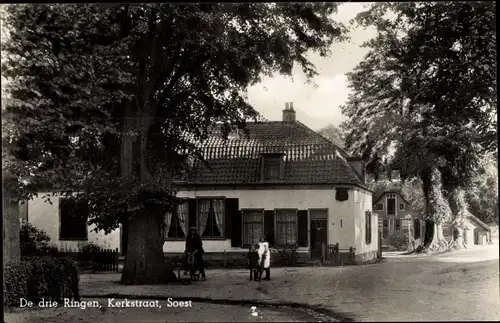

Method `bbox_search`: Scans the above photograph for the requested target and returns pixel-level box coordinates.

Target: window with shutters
[261,154,283,181]
[59,198,89,240]
[197,198,225,238]
[365,211,372,244]
[242,209,264,247]
[275,209,297,246]
[164,200,189,240]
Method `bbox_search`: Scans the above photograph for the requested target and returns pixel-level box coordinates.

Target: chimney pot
[282,102,296,122]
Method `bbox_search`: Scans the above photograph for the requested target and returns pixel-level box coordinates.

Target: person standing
[257,237,271,280]
[185,226,206,280]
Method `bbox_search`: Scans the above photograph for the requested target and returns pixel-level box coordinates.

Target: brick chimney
[282,102,296,122]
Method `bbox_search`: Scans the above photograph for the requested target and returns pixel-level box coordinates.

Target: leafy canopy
[2,3,348,232]
[341,2,496,189]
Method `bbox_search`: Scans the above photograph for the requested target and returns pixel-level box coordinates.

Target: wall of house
[375,193,416,218]
[164,187,363,253]
[26,193,121,252]
[463,219,476,247]
[353,189,378,261]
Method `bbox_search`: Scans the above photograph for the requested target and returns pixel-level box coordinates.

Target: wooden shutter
[297,210,308,247]
[225,198,240,246]
[188,198,197,229]
[264,210,275,247]
[59,198,88,240]
[365,211,372,244]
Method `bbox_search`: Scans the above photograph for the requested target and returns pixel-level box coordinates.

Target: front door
[309,210,328,260]
[387,198,396,215]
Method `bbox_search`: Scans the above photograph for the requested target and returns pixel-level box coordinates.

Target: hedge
[4,256,80,308]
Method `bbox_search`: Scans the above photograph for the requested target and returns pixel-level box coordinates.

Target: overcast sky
[247,2,376,130]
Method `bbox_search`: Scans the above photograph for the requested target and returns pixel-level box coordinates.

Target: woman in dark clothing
[185,226,206,280]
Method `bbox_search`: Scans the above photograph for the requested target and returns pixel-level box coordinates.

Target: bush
[20,222,51,256]
[387,230,410,251]
[80,242,102,253]
[4,257,80,308]
[274,244,299,266]
[4,262,31,307]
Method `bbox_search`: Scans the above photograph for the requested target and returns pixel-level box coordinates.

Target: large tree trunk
[446,187,467,251]
[119,103,177,284]
[121,209,177,284]
[420,169,449,253]
[3,189,20,265]
[421,170,434,246]
[415,170,448,253]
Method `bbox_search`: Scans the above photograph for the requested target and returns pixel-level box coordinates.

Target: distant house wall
[373,192,416,218]
[374,192,421,240]
[164,186,366,253]
[26,193,121,252]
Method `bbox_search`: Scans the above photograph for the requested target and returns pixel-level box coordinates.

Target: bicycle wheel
[190,263,200,281]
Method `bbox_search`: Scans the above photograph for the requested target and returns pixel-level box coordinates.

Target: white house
[22,103,378,262]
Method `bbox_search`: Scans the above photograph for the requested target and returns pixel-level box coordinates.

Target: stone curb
[81,294,353,322]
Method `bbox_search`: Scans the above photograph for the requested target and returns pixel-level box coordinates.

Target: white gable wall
[27,193,121,252]
[353,189,379,258]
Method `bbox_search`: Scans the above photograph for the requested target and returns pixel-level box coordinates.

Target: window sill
[59,238,89,241]
[200,237,227,241]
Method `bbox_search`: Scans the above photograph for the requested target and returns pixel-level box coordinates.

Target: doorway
[309,209,328,260]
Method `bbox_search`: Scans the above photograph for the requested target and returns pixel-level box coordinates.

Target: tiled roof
[468,215,491,232]
[183,121,363,186]
[372,182,405,204]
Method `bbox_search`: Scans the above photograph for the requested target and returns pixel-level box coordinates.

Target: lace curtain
[177,202,188,236]
[243,211,263,246]
[198,200,211,234]
[164,212,172,239]
[212,199,224,235]
[276,211,297,246]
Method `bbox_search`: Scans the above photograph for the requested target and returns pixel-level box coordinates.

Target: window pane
[243,211,263,245]
[276,210,297,246]
[199,199,224,238]
[264,157,281,180]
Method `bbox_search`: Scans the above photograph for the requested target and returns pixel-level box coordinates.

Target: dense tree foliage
[2,3,347,283]
[317,123,345,149]
[341,2,496,251]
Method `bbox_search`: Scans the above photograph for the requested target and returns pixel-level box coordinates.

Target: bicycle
[178,250,201,281]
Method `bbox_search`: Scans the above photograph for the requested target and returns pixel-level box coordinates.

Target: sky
[247,2,376,130]
[1,3,376,129]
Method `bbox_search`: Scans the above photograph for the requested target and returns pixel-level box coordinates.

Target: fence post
[321,243,325,265]
[115,248,119,272]
[335,243,339,265]
[349,246,355,264]
[378,231,382,258]
[223,250,227,269]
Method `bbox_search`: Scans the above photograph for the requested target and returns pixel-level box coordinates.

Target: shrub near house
[5,222,81,309]
[387,230,409,251]
[20,222,51,256]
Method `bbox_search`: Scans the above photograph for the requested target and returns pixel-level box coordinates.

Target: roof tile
[184,121,362,185]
